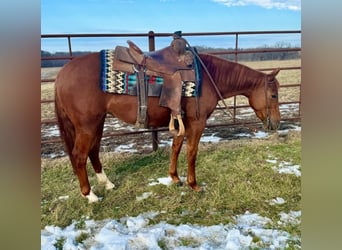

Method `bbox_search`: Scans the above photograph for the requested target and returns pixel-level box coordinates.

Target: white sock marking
[84,189,99,203]
[96,171,115,190]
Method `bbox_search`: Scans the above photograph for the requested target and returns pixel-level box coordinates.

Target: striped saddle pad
[99,49,201,97]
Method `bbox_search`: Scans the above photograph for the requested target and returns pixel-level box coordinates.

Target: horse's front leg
[169,135,184,185]
[185,122,205,192]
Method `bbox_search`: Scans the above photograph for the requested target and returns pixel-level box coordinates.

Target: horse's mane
[199,53,265,93]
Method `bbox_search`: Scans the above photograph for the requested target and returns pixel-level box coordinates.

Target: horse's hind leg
[71,131,99,203]
[89,148,115,190]
[88,120,115,190]
[169,135,184,185]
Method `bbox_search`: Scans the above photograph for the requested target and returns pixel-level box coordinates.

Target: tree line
[41,51,91,68]
[41,44,300,68]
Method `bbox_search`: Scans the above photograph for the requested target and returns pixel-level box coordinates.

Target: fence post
[67,36,73,58]
[148,31,159,151]
[148,30,155,51]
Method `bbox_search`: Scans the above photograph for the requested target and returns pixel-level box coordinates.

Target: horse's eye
[271,95,277,99]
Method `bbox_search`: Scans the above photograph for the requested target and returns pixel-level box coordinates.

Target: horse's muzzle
[263,118,280,131]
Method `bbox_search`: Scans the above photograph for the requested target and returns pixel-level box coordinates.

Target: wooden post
[148,31,159,151]
[152,129,159,152]
[148,30,155,51]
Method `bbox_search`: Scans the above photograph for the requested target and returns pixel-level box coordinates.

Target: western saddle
[112,32,197,136]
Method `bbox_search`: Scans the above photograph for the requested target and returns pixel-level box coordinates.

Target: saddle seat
[112,34,197,136]
[114,39,194,76]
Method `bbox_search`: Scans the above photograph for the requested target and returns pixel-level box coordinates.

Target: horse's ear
[268,68,280,80]
[271,68,280,76]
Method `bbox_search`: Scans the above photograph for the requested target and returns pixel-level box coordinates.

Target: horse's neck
[217,62,264,98]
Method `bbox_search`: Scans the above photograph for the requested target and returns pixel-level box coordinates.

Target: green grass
[53,237,66,250]
[41,131,301,242]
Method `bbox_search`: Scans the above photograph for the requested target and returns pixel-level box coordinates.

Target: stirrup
[168,114,185,137]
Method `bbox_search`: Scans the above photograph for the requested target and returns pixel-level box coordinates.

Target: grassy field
[41,131,300,231]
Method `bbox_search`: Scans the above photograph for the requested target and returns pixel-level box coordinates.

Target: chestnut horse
[55,52,281,202]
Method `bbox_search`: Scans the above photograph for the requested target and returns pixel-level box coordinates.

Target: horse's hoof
[96,172,115,190]
[188,183,202,192]
[193,185,202,192]
[175,181,183,187]
[170,175,183,187]
[83,190,99,203]
[105,181,115,190]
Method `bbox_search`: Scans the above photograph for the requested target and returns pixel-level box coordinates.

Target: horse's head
[249,68,281,131]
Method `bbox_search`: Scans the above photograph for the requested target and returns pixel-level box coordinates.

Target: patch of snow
[253,131,269,138]
[238,107,254,114]
[126,215,150,232]
[268,197,286,205]
[58,195,69,201]
[41,151,66,159]
[277,124,301,137]
[156,177,174,186]
[280,104,300,113]
[200,134,221,143]
[148,176,186,186]
[236,211,272,228]
[114,143,138,153]
[136,192,153,201]
[41,210,301,249]
[148,181,159,186]
[267,159,301,177]
[292,125,301,131]
[159,139,172,146]
[208,116,216,122]
[279,161,292,166]
[44,125,60,137]
[273,163,301,177]
[225,229,252,249]
[278,211,301,226]
[149,177,173,186]
[235,132,252,137]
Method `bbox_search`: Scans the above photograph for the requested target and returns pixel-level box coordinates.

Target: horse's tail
[55,90,75,157]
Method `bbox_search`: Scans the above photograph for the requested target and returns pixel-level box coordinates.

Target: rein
[264,76,277,130]
[264,75,270,129]
[188,41,275,127]
[179,36,235,118]
[174,33,277,127]
[185,35,276,127]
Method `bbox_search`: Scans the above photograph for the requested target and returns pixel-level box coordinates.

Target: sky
[41,0,301,52]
